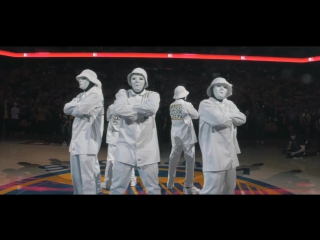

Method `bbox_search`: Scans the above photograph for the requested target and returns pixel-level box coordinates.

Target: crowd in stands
[1,48,320,153]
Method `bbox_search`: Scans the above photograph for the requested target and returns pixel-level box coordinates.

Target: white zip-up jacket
[64,86,104,155]
[106,104,121,145]
[113,89,160,167]
[198,97,246,171]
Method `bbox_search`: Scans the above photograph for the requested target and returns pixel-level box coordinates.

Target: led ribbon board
[0,50,318,63]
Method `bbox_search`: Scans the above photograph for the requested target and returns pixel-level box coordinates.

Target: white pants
[103,144,136,184]
[110,161,161,195]
[167,144,195,188]
[200,168,236,195]
[70,154,101,195]
[104,161,136,185]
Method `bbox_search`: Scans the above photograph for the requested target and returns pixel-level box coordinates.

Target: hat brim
[173,90,189,99]
[76,73,101,86]
[206,83,232,98]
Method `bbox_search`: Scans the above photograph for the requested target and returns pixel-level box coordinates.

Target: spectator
[10,103,19,135]
[285,130,306,159]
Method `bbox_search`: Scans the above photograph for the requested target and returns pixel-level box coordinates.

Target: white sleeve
[199,100,232,128]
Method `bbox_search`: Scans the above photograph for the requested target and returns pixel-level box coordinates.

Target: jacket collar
[83,86,101,96]
[209,97,226,104]
[129,89,147,96]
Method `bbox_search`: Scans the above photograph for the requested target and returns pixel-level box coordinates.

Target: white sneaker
[62,141,67,146]
[183,186,200,195]
[130,179,137,186]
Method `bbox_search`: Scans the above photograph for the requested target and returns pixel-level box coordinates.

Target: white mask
[78,77,90,90]
[213,85,227,100]
[130,74,145,93]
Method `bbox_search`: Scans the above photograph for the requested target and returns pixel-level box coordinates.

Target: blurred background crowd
[1,46,320,152]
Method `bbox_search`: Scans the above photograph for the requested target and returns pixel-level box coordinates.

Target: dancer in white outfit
[64,69,104,194]
[198,77,246,194]
[101,103,137,189]
[167,86,200,194]
[109,68,161,195]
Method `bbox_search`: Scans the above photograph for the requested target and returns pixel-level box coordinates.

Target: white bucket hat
[76,69,102,88]
[206,77,232,98]
[127,68,148,88]
[173,86,189,99]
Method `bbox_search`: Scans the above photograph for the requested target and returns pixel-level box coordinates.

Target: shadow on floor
[265,169,313,191]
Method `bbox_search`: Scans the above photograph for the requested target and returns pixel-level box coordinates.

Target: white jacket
[113,89,160,167]
[169,99,198,146]
[64,86,104,155]
[106,104,121,145]
[198,97,246,172]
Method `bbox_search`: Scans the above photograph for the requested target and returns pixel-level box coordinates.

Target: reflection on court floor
[0,166,293,195]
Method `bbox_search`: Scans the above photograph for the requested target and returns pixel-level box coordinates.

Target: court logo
[0,160,294,195]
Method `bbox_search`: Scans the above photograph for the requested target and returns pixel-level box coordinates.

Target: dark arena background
[1,46,320,195]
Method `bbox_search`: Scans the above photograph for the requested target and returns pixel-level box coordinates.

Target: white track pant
[200,168,236,194]
[167,144,195,188]
[103,161,136,185]
[70,154,101,195]
[110,161,161,195]
[103,144,136,185]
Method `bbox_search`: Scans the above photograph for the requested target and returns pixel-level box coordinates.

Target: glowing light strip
[0,50,318,63]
